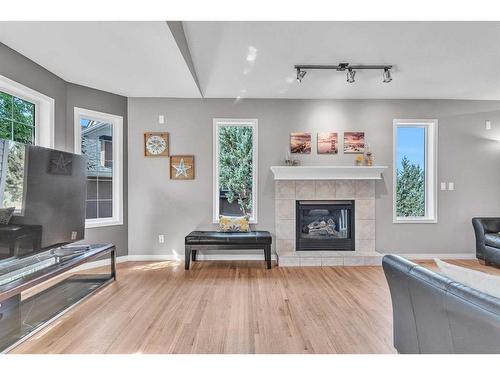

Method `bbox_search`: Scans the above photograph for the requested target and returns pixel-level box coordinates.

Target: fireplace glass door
[296,200,355,251]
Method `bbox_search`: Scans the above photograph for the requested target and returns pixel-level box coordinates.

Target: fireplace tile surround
[275,179,382,266]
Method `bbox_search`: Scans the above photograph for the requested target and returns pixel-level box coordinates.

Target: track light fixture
[346,68,356,83]
[296,68,307,83]
[294,63,393,84]
[383,67,392,83]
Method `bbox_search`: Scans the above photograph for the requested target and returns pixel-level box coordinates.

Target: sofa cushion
[485,233,500,248]
[435,258,500,299]
[0,207,15,225]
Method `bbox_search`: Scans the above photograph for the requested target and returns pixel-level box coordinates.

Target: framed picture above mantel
[343,132,365,154]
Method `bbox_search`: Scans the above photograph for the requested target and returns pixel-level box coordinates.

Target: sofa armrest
[472,218,500,259]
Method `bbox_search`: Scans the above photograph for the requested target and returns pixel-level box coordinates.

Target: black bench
[184,231,272,270]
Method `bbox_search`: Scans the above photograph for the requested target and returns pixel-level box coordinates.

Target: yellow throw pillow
[218,215,250,232]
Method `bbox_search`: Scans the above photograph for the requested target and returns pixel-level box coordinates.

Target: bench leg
[185,246,192,270]
[264,245,272,269]
[192,250,197,262]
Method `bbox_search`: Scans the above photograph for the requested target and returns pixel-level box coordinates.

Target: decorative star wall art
[170,155,195,180]
[48,151,73,175]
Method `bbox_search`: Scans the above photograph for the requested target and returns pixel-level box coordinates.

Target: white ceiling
[183,21,500,99]
[1,21,500,100]
[0,21,202,97]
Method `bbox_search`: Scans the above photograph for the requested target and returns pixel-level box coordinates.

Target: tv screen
[0,140,86,262]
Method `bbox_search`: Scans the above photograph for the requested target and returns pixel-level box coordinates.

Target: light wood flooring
[10,259,499,354]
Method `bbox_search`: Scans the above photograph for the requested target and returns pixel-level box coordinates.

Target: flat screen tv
[0,140,86,262]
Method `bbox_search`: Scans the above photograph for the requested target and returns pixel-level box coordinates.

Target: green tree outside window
[218,126,253,215]
[0,91,35,144]
[396,156,425,217]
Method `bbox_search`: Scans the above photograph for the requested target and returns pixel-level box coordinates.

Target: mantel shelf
[270,165,388,180]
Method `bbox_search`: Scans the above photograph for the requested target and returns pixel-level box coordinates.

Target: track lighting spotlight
[296,68,307,83]
[346,68,356,83]
[383,67,392,83]
[293,63,393,84]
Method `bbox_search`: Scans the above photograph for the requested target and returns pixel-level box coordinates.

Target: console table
[0,244,116,353]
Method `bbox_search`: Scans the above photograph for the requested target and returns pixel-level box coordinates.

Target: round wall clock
[144,132,169,157]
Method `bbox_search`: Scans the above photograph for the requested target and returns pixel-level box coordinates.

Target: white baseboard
[126,255,179,261]
[390,253,476,260]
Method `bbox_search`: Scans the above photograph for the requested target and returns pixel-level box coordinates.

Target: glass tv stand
[0,244,116,353]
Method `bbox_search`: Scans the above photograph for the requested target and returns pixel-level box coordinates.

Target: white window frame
[213,118,258,224]
[393,119,438,224]
[74,107,123,228]
[0,74,55,148]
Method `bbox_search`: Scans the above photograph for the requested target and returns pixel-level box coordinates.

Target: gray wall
[1,43,128,255]
[128,98,500,256]
[0,43,67,151]
[66,84,128,256]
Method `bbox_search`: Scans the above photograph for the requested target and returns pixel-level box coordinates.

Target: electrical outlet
[71,231,77,240]
[448,182,455,191]
[159,115,165,124]
[158,234,165,244]
[486,120,492,130]
[440,182,447,191]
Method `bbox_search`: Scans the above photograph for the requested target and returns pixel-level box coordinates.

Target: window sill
[393,218,438,224]
[212,219,258,225]
[85,218,123,229]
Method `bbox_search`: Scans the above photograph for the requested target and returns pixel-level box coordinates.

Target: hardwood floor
[10,258,499,354]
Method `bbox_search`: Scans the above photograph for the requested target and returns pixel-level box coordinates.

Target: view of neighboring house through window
[393,119,437,223]
[0,91,36,144]
[80,118,113,220]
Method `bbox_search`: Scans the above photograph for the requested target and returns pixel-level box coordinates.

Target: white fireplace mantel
[270,165,388,180]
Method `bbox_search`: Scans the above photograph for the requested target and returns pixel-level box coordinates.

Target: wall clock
[144,132,169,157]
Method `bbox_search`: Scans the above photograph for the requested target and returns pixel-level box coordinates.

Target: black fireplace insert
[296,200,355,251]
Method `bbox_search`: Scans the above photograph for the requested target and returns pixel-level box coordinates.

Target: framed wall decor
[343,132,365,153]
[144,132,169,157]
[317,132,338,154]
[290,132,311,154]
[170,155,195,180]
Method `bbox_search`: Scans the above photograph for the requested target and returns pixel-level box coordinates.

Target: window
[393,119,438,223]
[74,107,123,228]
[0,91,36,144]
[0,141,27,214]
[0,75,54,148]
[213,119,258,223]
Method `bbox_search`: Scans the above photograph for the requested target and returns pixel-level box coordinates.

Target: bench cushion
[185,231,272,245]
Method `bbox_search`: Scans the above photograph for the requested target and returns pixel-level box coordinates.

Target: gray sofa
[382,255,500,354]
[472,217,500,266]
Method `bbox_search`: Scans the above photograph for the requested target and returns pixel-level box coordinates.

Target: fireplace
[296,200,355,251]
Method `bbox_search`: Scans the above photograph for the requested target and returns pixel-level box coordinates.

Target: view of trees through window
[395,127,426,217]
[0,91,35,144]
[218,126,254,217]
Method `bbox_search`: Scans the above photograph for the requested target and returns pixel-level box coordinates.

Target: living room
[1,1,500,373]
